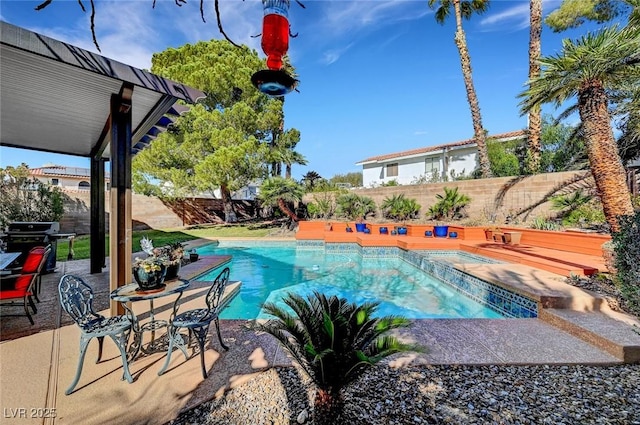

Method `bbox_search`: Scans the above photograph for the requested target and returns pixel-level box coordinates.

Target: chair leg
[158,326,189,376]
[66,335,91,395]
[96,336,105,362]
[27,296,37,314]
[109,331,133,384]
[23,298,34,325]
[214,318,228,351]
[194,327,208,379]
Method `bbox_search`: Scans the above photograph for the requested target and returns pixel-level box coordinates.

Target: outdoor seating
[0,245,50,324]
[58,274,133,395]
[158,267,230,379]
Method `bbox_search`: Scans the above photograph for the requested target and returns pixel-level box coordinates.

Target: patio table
[110,278,189,360]
[0,252,21,271]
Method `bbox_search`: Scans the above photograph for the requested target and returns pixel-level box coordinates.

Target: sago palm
[258,291,417,424]
[258,176,304,222]
[519,25,639,231]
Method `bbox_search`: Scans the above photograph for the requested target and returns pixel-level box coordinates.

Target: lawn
[56,223,280,262]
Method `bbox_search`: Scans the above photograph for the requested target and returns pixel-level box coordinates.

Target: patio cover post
[109,85,133,317]
[90,156,106,273]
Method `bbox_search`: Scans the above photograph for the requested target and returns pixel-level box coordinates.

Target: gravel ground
[167,362,640,425]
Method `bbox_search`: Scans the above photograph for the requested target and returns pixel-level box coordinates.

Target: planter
[165,262,181,281]
[190,253,199,262]
[355,223,367,232]
[133,266,167,291]
[448,231,458,239]
[396,226,408,235]
[434,225,449,238]
[424,230,433,237]
[379,227,389,235]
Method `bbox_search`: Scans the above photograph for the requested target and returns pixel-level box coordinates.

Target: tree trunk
[285,164,292,179]
[527,0,542,174]
[453,0,491,179]
[578,80,634,232]
[277,197,299,222]
[220,183,236,223]
[313,388,344,425]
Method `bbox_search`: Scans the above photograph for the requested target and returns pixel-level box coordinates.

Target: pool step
[540,308,640,362]
[460,243,600,277]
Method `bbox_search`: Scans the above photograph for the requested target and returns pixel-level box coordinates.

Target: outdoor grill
[5,222,60,272]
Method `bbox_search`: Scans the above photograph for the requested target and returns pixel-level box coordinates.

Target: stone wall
[306,170,595,224]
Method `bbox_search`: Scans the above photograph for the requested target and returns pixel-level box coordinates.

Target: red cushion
[0,289,32,299]
[13,247,46,292]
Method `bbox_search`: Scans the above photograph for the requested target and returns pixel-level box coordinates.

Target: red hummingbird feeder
[251,0,297,97]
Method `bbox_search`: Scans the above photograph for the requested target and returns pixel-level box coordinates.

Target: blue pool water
[197,242,504,320]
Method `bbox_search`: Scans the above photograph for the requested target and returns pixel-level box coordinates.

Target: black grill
[6,222,60,272]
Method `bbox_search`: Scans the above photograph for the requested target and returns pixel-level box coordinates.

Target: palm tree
[519,25,638,231]
[301,171,323,191]
[527,0,543,173]
[258,176,304,222]
[428,0,492,178]
[258,291,417,424]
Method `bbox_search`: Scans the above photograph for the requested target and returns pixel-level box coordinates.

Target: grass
[56,223,280,262]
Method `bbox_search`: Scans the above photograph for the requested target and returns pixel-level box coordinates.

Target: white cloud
[479,3,530,30]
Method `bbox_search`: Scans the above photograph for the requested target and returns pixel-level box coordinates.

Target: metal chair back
[58,274,101,329]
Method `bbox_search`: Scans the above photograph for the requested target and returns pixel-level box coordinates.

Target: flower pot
[425,230,433,237]
[355,223,367,232]
[449,231,458,239]
[165,262,181,281]
[397,227,407,235]
[133,265,167,291]
[379,227,388,235]
[190,253,199,262]
[434,225,449,238]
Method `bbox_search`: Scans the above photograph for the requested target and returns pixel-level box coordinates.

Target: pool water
[197,242,503,320]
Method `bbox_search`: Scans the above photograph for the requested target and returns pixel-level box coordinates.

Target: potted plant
[189,249,199,262]
[163,242,185,280]
[354,218,367,233]
[345,223,353,233]
[433,223,449,238]
[485,226,501,241]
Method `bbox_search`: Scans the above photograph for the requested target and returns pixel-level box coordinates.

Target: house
[29,164,110,191]
[356,130,526,187]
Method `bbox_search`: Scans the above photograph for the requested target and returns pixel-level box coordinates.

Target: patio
[2,237,640,425]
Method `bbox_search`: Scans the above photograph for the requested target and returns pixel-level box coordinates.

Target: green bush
[426,187,471,221]
[612,211,640,315]
[335,193,376,221]
[380,194,420,221]
[529,216,560,230]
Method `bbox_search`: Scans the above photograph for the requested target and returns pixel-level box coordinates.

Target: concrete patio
[2,238,640,425]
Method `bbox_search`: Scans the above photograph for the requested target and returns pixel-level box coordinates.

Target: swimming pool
[197,241,507,320]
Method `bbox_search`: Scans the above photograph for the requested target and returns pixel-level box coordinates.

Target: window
[386,163,398,177]
[425,157,439,174]
[51,178,59,186]
[78,181,90,190]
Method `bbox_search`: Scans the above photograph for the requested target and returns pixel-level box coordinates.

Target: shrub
[335,193,376,221]
[426,187,471,221]
[380,194,420,221]
[529,216,560,230]
[306,191,337,220]
[258,292,418,424]
[611,211,640,315]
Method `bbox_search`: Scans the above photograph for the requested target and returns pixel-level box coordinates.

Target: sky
[0,0,610,180]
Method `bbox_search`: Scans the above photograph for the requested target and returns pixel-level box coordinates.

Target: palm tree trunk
[527,0,543,174]
[578,80,634,232]
[278,197,299,221]
[453,0,491,178]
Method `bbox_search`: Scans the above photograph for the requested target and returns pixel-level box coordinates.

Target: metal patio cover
[0,21,204,157]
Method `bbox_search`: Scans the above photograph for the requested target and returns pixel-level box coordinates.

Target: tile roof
[357,130,526,163]
[29,165,110,179]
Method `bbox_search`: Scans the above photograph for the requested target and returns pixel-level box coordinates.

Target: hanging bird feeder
[251,0,297,97]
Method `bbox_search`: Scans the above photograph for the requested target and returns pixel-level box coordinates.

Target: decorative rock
[296,409,308,424]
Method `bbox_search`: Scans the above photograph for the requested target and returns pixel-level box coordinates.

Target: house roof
[30,165,111,180]
[0,21,205,159]
[356,130,526,165]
